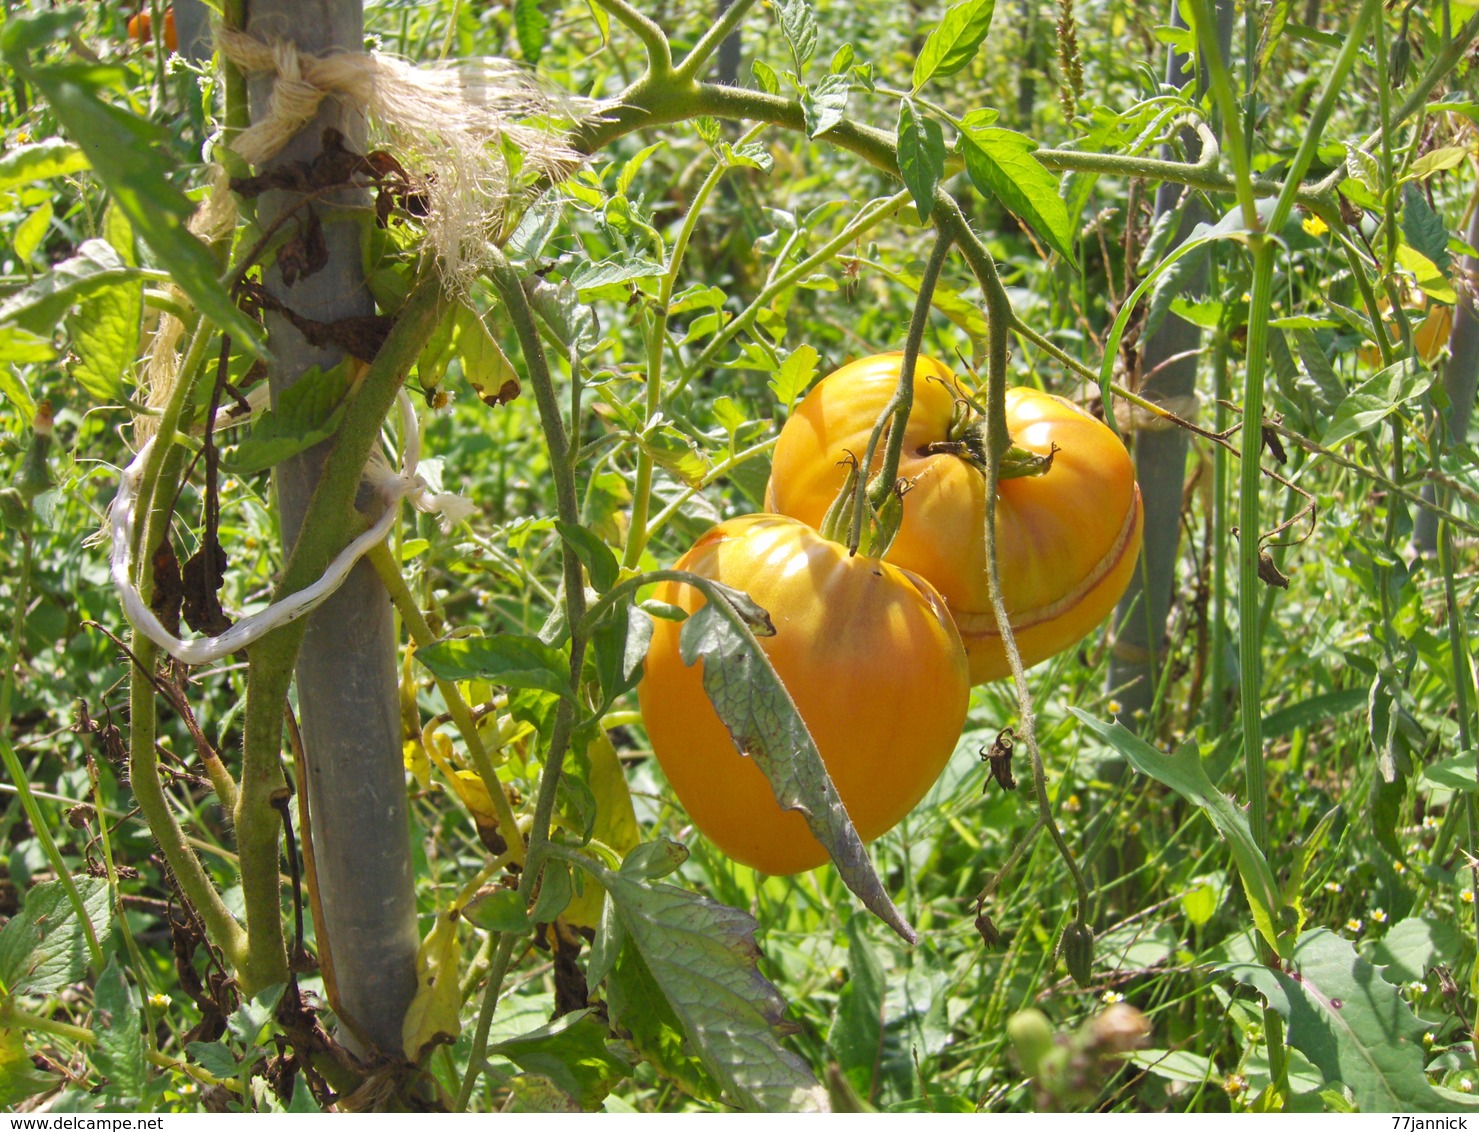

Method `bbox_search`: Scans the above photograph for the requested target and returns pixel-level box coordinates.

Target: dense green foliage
[0,0,1477,1113]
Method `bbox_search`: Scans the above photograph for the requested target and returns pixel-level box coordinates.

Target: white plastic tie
[110,391,472,665]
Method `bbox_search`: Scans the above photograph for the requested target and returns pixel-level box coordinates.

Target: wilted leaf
[402,911,462,1062]
[489,1010,634,1110]
[678,589,915,943]
[580,855,829,1112]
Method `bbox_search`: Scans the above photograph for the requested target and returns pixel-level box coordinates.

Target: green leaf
[0,876,109,997]
[825,916,886,1101]
[603,932,722,1101]
[776,0,818,68]
[530,862,573,924]
[0,1029,58,1108]
[556,521,619,592]
[513,0,549,63]
[1321,358,1433,447]
[912,0,996,90]
[577,857,828,1111]
[0,139,89,192]
[226,984,285,1049]
[0,238,139,336]
[1420,752,1477,793]
[568,257,666,293]
[0,327,56,421]
[960,126,1076,266]
[417,634,574,700]
[1287,329,1347,420]
[678,587,914,943]
[68,277,143,403]
[801,74,851,138]
[1128,1049,1218,1087]
[223,362,351,475]
[1394,243,1455,304]
[1262,687,1366,737]
[769,343,819,411]
[93,959,147,1103]
[524,276,598,353]
[752,59,780,95]
[185,1041,238,1079]
[1221,928,1465,1112]
[1073,711,1287,957]
[897,100,944,221]
[1403,146,1470,184]
[1400,186,1453,279]
[1366,916,1466,985]
[489,1010,634,1110]
[465,888,532,934]
[12,201,53,265]
[20,61,263,352]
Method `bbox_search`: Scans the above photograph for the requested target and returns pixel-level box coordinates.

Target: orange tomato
[127,8,178,53]
[765,353,1143,684]
[637,514,969,875]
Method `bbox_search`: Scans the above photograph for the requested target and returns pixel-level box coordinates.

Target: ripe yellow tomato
[637,514,969,876]
[766,353,1142,684]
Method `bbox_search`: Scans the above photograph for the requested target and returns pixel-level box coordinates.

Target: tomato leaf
[418,634,575,701]
[1073,711,1288,958]
[0,239,139,336]
[401,911,463,1062]
[0,139,89,193]
[677,585,918,945]
[824,915,886,1101]
[769,343,819,411]
[67,276,143,403]
[488,1010,635,1111]
[775,0,818,70]
[572,851,829,1111]
[801,74,851,138]
[222,362,352,475]
[960,125,1076,266]
[912,0,996,91]
[513,0,548,63]
[897,100,945,221]
[8,52,263,352]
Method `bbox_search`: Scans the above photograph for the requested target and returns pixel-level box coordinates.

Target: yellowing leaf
[401,911,462,1063]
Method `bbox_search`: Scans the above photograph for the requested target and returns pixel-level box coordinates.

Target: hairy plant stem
[589,0,674,79]
[367,543,526,865]
[231,273,446,997]
[0,535,106,973]
[459,248,590,1110]
[674,0,758,83]
[623,124,765,568]
[847,231,952,555]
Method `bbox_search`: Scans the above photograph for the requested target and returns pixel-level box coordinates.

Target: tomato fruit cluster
[127,8,177,53]
[766,353,1143,684]
[638,515,970,875]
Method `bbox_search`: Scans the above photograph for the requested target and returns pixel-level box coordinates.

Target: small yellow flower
[148,992,172,1008]
[1063,794,1082,814]
[1324,881,1343,894]
[1223,1074,1248,1097]
[1462,889,1475,905]
[1345,918,1363,934]
[1101,990,1124,1004]
[1107,699,1123,715]
[1424,1030,1436,1045]
[1394,860,1407,874]
[1462,1078,1474,1094]
[1372,908,1388,923]
[1301,214,1329,237]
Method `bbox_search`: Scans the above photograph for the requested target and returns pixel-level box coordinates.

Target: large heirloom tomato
[766,353,1142,685]
[637,514,969,876]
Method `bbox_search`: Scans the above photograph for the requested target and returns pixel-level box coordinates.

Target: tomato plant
[638,513,970,876]
[767,353,1143,684]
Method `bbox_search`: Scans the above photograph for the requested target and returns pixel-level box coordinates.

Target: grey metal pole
[245,0,419,1056]
[1105,0,1234,728]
